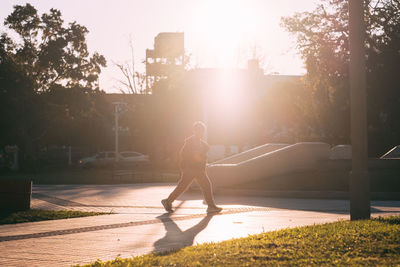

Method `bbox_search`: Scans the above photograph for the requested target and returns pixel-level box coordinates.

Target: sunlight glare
[205,69,249,127]
[194,0,259,68]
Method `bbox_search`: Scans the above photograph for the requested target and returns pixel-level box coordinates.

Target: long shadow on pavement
[153,212,215,254]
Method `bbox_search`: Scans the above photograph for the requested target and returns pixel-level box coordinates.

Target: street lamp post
[349,0,370,220]
[112,102,127,162]
[115,104,119,161]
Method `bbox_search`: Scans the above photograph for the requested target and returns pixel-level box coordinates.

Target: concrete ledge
[211,143,289,164]
[318,158,400,171]
[208,142,331,188]
[0,179,32,211]
[215,188,400,200]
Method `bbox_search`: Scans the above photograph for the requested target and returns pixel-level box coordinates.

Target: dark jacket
[179,135,210,170]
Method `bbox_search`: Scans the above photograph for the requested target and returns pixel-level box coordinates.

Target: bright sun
[194,0,258,68]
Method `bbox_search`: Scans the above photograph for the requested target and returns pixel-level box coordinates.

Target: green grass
[83,215,400,266]
[0,209,106,225]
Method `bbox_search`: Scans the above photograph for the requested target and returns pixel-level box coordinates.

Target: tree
[281,0,400,155]
[255,77,316,143]
[0,4,108,168]
[114,62,147,94]
[114,36,192,95]
[113,38,147,94]
[2,3,106,92]
[364,0,400,155]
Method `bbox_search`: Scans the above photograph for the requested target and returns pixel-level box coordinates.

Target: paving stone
[0,183,398,267]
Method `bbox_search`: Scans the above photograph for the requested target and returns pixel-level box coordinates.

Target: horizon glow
[0,0,318,93]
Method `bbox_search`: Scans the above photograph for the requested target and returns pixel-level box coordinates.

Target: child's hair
[193,121,206,132]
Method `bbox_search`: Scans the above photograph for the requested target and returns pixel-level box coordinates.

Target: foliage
[82,215,400,266]
[0,4,109,168]
[256,77,316,143]
[2,3,106,92]
[281,0,400,155]
[150,51,192,95]
[364,0,400,155]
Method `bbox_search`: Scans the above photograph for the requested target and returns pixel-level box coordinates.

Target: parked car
[78,151,149,168]
[119,151,149,163]
[78,151,117,168]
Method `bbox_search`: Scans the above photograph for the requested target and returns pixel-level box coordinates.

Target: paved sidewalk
[1,184,400,266]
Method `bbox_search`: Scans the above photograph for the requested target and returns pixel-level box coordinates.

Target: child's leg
[167,169,194,203]
[195,170,216,206]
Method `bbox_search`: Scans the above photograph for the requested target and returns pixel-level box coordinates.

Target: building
[106,64,301,162]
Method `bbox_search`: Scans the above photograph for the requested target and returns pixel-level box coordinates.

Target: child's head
[192,121,206,138]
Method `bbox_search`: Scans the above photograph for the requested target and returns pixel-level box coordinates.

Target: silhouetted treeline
[0,4,109,170]
[2,2,399,172]
[281,0,400,156]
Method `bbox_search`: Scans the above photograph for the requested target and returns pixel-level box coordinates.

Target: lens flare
[193,0,258,68]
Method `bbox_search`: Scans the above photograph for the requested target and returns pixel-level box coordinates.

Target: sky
[0,0,318,93]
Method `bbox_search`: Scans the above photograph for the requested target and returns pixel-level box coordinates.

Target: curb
[215,189,400,200]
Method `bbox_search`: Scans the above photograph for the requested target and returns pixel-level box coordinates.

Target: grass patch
[0,209,106,225]
[83,215,400,266]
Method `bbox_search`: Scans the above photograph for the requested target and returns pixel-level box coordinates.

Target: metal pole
[349,0,370,220]
[115,104,119,162]
[68,146,72,165]
[201,86,208,142]
[145,51,149,93]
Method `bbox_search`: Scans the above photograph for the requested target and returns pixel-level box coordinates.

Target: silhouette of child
[162,121,222,213]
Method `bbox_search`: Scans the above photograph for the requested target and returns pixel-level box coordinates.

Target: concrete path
[1,184,400,267]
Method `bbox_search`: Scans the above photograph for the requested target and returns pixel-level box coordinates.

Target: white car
[78,151,117,168]
[119,151,149,163]
[78,151,149,168]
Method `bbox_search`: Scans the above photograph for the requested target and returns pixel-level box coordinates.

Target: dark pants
[167,168,216,206]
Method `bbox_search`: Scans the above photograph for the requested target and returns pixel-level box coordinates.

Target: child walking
[162,121,222,213]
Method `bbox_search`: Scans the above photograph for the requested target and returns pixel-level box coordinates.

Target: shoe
[207,205,223,213]
[161,199,173,212]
